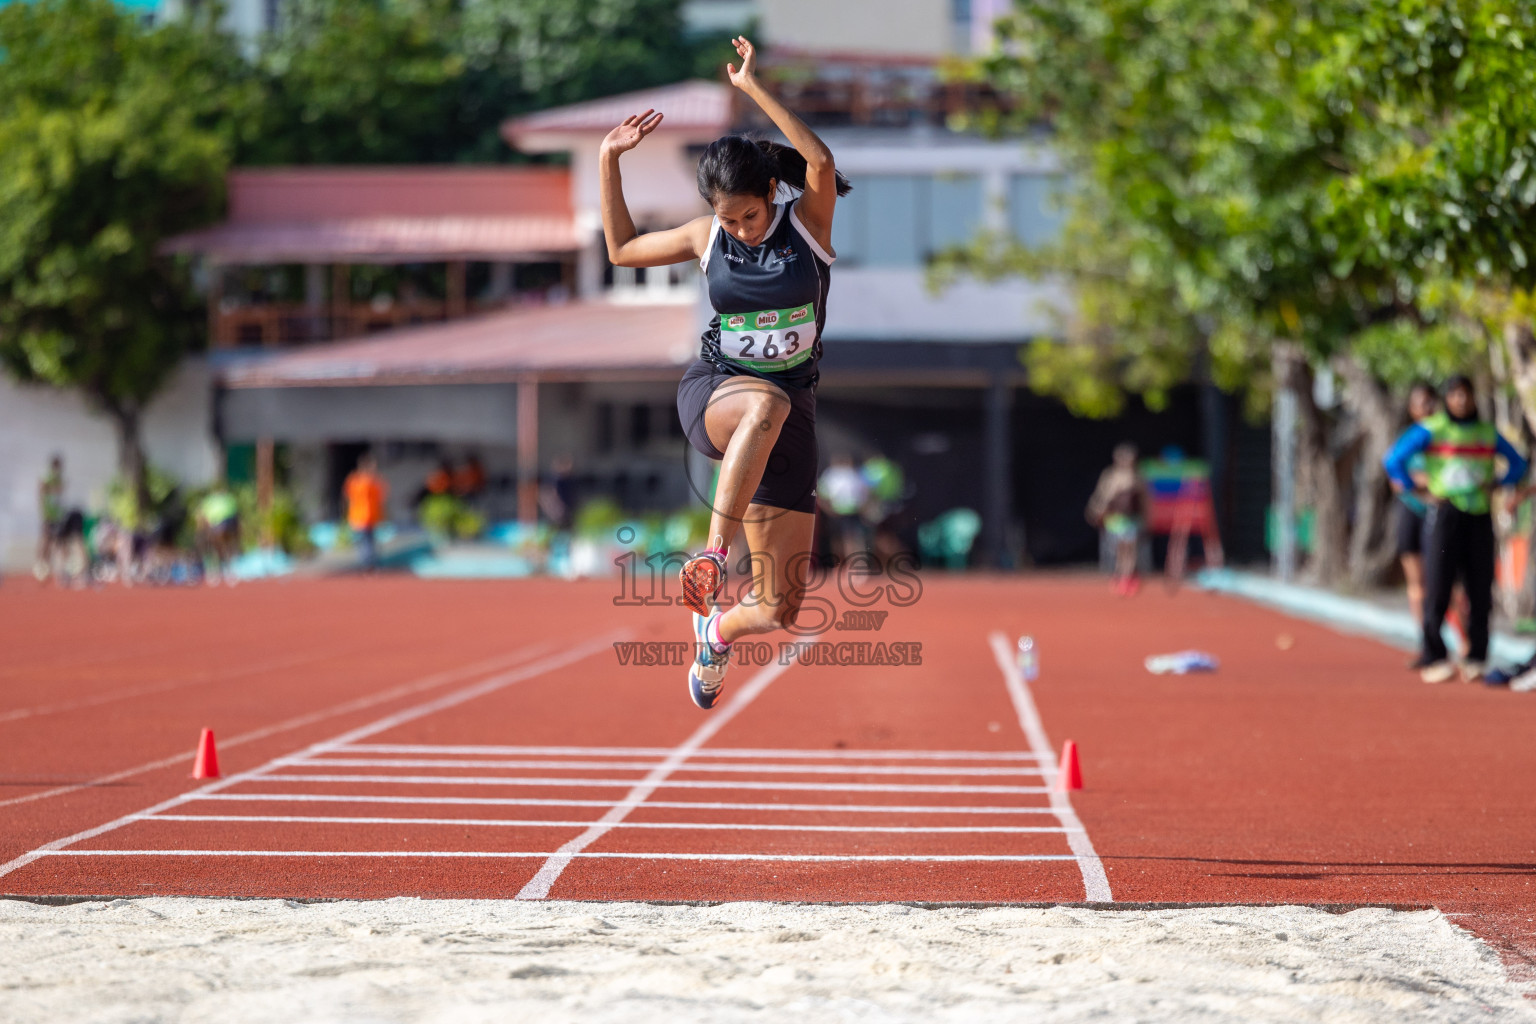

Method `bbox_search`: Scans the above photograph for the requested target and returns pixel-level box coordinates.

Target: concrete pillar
[330,264,351,339]
[981,372,1013,568]
[255,437,275,546]
[518,376,540,528]
[486,262,513,303]
[981,169,1008,234]
[304,263,326,342]
[447,261,467,319]
[577,235,605,299]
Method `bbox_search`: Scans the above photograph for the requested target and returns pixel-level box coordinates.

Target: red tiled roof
[165,167,577,263]
[166,216,580,264]
[219,301,700,387]
[504,80,731,142]
[227,167,570,220]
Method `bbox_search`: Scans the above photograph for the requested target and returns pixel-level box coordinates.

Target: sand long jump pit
[2,898,1532,1022]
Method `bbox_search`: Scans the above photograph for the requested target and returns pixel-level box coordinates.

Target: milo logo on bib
[718,303,818,372]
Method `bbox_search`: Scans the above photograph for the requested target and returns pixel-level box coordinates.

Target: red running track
[2,574,1534,977]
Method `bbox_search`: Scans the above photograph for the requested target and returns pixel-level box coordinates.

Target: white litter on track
[1,898,1531,1023]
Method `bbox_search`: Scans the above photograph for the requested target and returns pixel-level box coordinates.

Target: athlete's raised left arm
[726,35,838,252]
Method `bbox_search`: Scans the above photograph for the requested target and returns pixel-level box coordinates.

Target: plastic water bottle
[1016,636,1039,681]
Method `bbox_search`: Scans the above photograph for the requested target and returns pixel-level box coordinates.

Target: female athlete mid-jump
[599,35,850,710]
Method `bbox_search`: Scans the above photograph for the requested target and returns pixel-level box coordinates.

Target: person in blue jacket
[1383,376,1528,683]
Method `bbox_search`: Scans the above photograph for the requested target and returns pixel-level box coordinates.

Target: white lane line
[291,757,1045,776]
[0,637,616,882]
[40,850,1080,863]
[190,793,1062,814]
[516,656,797,900]
[989,632,1113,903]
[339,744,1048,761]
[140,814,1072,834]
[0,645,556,812]
[260,773,1050,795]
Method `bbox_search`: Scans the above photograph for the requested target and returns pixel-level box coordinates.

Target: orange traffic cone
[191,728,220,779]
[1056,739,1082,792]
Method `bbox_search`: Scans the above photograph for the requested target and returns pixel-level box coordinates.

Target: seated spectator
[416,459,454,509]
[453,455,487,500]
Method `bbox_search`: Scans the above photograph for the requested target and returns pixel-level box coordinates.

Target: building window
[596,403,615,454]
[630,405,652,449]
[927,173,984,254]
[1008,174,1067,246]
[831,173,985,267]
[863,175,925,267]
[830,184,869,265]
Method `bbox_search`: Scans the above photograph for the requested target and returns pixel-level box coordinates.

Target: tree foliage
[0,0,256,501]
[250,0,719,164]
[0,0,724,514]
[940,0,1536,583]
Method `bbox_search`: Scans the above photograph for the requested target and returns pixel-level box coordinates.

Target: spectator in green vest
[195,482,241,584]
[1384,375,1528,683]
[1387,383,1470,669]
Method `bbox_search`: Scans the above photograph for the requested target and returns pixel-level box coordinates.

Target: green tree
[250,0,467,164]
[941,0,1530,585]
[0,0,257,508]
[251,0,717,164]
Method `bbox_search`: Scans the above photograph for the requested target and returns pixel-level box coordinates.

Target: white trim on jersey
[762,201,787,240]
[698,217,722,272]
[787,203,836,265]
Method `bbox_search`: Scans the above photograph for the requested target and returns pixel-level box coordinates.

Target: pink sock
[707,613,730,653]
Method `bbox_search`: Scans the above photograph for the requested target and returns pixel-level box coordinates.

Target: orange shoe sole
[680,555,723,617]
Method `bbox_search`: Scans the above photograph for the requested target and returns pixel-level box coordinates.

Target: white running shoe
[1420,661,1458,684]
[687,608,730,710]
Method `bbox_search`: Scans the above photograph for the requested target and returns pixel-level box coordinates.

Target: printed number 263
[739,331,800,359]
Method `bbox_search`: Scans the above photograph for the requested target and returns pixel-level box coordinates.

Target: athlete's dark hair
[1444,373,1474,395]
[696,136,852,205]
[1408,381,1438,400]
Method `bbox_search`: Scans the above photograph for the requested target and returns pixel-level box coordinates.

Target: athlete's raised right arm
[600,110,712,268]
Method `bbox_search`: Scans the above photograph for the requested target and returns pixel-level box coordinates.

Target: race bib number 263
[719,303,817,369]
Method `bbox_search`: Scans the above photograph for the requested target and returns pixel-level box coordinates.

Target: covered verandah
[216,302,699,527]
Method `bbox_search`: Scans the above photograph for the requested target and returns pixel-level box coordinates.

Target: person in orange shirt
[344,453,388,570]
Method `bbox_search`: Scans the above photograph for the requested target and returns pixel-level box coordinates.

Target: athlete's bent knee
[741,388,789,431]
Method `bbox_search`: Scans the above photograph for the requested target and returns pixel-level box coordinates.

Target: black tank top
[698,198,833,389]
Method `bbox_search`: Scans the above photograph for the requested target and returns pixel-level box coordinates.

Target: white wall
[0,360,218,569]
[827,269,1070,342]
[758,0,952,56]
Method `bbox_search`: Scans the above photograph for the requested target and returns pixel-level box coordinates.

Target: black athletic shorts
[1394,501,1426,557]
[677,359,818,515]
